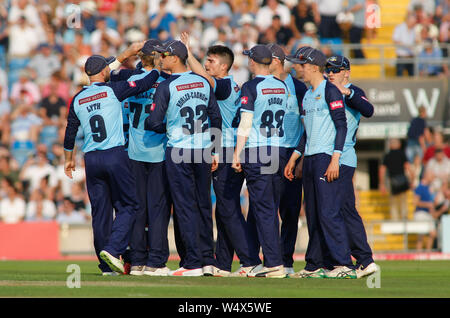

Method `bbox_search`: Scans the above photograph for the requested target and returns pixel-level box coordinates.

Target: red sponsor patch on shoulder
[151,103,156,111]
[262,88,285,95]
[128,81,136,87]
[176,82,204,91]
[79,92,107,104]
[241,96,248,104]
[330,100,344,110]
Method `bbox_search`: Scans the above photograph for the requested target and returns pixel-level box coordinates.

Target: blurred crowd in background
[0,0,448,226]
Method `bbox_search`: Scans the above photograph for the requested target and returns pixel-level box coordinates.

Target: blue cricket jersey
[146,71,222,150]
[64,70,160,153]
[296,79,347,157]
[122,101,130,150]
[240,75,289,148]
[123,69,170,163]
[282,74,307,148]
[214,76,241,148]
[340,83,374,167]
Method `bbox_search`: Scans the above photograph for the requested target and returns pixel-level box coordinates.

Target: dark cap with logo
[141,39,162,55]
[85,55,116,76]
[155,40,188,60]
[243,45,272,65]
[287,48,327,67]
[326,55,351,70]
[286,46,313,63]
[266,43,286,62]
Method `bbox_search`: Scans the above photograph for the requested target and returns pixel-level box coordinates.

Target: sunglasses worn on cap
[161,52,174,58]
[325,66,346,74]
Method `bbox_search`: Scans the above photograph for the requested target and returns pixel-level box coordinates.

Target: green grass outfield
[0,260,449,298]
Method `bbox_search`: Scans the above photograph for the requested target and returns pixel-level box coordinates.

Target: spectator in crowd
[149,0,178,40]
[230,0,257,29]
[271,14,294,46]
[290,0,316,38]
[379,138,412,220]
[0,85,11,119]
[0,5,8,71]
[345,0,366,59]
[0,178,26,224]
[10,70,41,106]
[201,0,233,24]
[25,188,56,222]
[90,16,121,55]
[38,81,67,124]
[413,170,438,251]
[405,106,428,163]
[425,147,450,191]
[19,144,55,195]
[408,0,436,17]
[0,154,20,189]
[118,0,148,37]
[313,0,343,39]
[28,43,62,86]
[393,14,417,76]
[255,0,291,32]
[418,38,446,76]
[56,197,87,224]
[423,130,450,164]
[290,22,320,53]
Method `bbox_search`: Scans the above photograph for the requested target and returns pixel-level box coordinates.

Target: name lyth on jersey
[176,91,208,108]
[86,103,101,112]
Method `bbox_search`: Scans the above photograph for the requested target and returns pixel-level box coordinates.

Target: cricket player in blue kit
[63,45,162,275]
[181,33,261,277]
[266,43,307,275]
[109,40,176,276]
[325,55,379,278]
[232,45,288,278]
[284,48,355,279]
[146,40,222,277]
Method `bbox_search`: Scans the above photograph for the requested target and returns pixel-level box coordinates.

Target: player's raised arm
[180,32,216,89]
[108,69,160,102]
[145,80,170,133]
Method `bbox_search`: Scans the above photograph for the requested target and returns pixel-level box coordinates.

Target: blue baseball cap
[141,39,162,55]
[243,45,272,65]
[287,48,327,67]
[326,55,350,70]
[84,55,115,76]
[266,43,286,62]
[154,40,188,60]
[286,46,313,63]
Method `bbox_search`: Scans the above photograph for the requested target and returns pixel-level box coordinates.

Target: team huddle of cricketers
[63,31,380,279]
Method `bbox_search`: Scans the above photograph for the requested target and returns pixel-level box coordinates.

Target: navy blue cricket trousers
[129,160,173,268]
[302,153,352,271]
[84,146,139,273]
[340,165,374,268]
[241,147,283,268]
[279,147,303,268]
[165,147,214,269]
[213,148,259,271]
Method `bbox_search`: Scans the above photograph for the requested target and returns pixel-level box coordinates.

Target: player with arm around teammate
[284,48,355,279]
[181,33,262,277]
[231,45,289,278]
[325,55,379,278]
[146,40,222,277]
[63,45,162,275]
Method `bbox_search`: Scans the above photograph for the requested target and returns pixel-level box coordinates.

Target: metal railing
[322,43,450,79]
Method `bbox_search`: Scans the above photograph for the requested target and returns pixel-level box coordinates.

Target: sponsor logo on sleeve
[151,103,156,111]
[330,100,344,110]
[128,81,136,87]
[241,96,248,104]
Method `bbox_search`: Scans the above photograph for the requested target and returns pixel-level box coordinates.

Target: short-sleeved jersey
[282,74,307,148]
[147,71,222,150]
[240,75,289,148]
[64,70,160,154]
[124,69,169,163]
[301,79,347,156]
[214,76,241,148]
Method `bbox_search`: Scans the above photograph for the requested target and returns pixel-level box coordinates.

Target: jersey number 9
[90,115,107,142]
